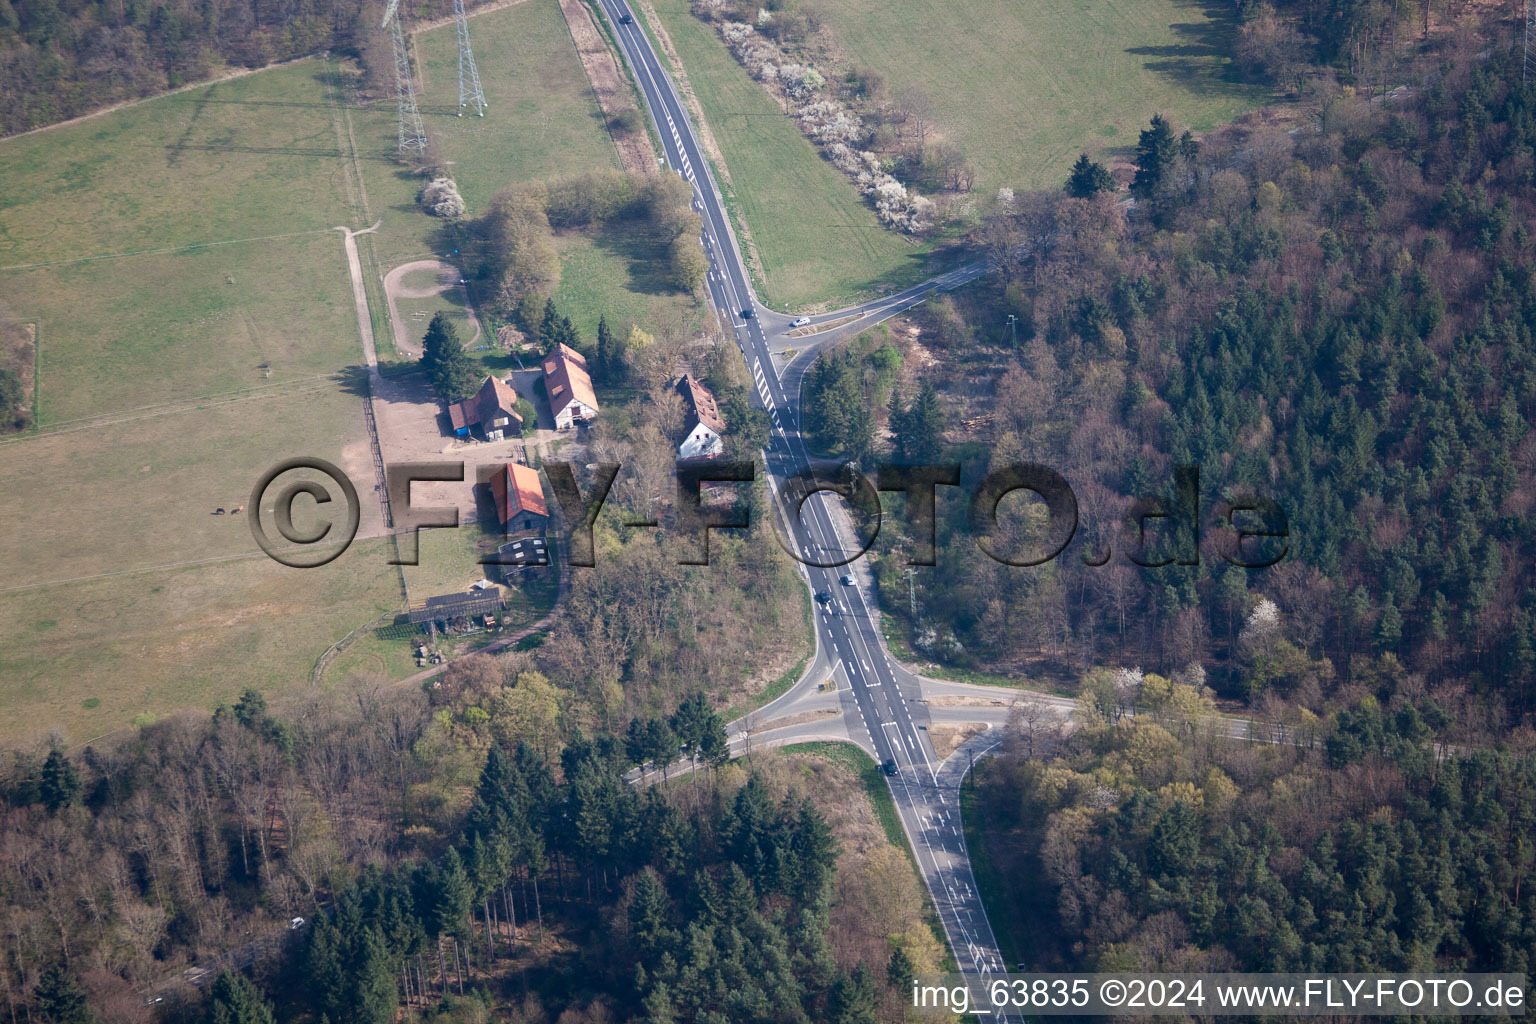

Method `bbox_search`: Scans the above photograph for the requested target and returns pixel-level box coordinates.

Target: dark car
[882,758,898,776]
[815,591,831,605]
[618,11,633,23]
[741,308,754,319]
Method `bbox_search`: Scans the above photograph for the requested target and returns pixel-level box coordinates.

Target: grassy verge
[721,583,813,722]
[644,0,936,309]
[880,612,1076,698]
[960,767,1026,971]
[775,741,958,972]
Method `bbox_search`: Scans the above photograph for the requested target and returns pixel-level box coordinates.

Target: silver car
[791,316,811,327]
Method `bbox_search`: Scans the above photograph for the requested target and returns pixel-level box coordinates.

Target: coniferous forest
[871,41,1536,740]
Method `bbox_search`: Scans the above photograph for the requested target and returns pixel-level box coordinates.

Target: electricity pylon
[1526,0,1536,83]
[454,0,487,116]
[382,0,428,156]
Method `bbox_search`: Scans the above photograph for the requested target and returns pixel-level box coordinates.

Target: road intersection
[593,0,1022,1006]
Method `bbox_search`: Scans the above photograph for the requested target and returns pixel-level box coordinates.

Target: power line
[383,0,428,156]
[454,0,487,116]
[1527,0,1536,83]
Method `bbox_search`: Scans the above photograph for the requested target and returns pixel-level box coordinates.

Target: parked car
[791,316,811,327]
[882,758,898,776]
[840,573,855,586]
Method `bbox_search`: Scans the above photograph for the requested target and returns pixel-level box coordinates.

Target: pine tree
[349,927,399,1024]
[628,868,671,952]
[305,915,346,1023]
[206,972,276,1024]
[828,964,878,1024]
[1133,114,1178,197]
[420,312,479,402]
[1066,153,1115,198]
[33,967,93,1024]
[433,849,474,940]
[886,946,914,989]
[905,382,945,463]
[39,748,81,813]
[539,301,562,350]
[596,314,617,382]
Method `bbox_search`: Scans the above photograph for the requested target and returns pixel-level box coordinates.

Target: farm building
[672,374,726,459]
[407,589,506,626]
[448,375,523,441]
[542,343,598,430]
[489,462,549,534]
[492,535,550,582]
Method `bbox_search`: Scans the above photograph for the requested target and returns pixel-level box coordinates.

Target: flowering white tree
[418,178,465,218]
[1110,666,1144,710]
[1240,598,1282,649]
[713,16,933,233]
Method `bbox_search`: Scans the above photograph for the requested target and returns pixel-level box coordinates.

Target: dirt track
[382,259,483,358]
[557,0,658,177]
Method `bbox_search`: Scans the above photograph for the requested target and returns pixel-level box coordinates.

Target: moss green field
[0,0,678,743]
[648,0,937,311]
[813,0,1267,193]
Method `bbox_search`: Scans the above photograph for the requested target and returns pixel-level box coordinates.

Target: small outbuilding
[448,375,524,441]
[489,462,549,534]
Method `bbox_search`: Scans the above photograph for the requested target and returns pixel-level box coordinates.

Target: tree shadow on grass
[1124,0,1258,99]
[589,219,680,297]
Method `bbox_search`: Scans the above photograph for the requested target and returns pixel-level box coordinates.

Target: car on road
[840,573,855,586]
[815,591,831,605]
[882,758,898,776]
[741,308,754,319]
[791,316,811,327]
[618,11,633,22]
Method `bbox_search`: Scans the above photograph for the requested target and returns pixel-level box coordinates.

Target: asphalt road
[594,1,1019,1012]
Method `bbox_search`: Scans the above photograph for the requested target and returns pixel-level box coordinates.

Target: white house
[673,374,726,459]
[542,343,599,430]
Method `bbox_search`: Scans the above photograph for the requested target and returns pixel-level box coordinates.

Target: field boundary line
[0,548,284,595]
[0,53,327,144]
[0,374,344,443]
[0,228,336,273]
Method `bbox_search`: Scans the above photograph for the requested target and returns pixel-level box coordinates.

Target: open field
[550,221,704,342]
[0,0,697,741]
[354,0,626,270]
[0,537,403,745]
[646,0,936,310]
[0,60,357,267]
[1,234,363,424]
[817,0,1268,193]
[0,57,400,742]
[346,0,705,363]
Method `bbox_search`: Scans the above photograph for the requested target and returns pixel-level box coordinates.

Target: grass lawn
[0,59,354,267]
[550,221,703,343]
[393,284,483,352]
[0,56,404,743]
[1,235,362,424]
[646,0,937,310]
[0,537,403,746]
[400,521,506,600]
[816,0,1269,194]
